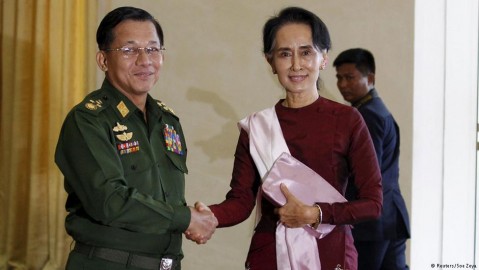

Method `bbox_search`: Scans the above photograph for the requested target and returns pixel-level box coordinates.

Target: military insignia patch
[113,122,128,132]
[112,122,133,142]
[116,132,133,141]
[117,101,129,118]
[117,141,140,155]
[85,99,103,110]
[163,124,183,155]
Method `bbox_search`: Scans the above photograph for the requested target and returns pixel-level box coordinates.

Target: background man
[334,48,410,270]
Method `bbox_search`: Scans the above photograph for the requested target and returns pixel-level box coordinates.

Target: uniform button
[131,165,137,170]
[102,96,108,100]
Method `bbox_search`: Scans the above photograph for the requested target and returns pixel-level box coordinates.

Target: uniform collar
[101,79,160,120]
[352,88,378,109]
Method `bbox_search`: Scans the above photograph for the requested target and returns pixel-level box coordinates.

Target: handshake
[184,202,218,244]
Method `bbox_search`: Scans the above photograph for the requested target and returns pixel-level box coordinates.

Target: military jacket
[55,79,190,258]
[348,88,410,241]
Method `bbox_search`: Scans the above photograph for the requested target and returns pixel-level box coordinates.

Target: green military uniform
[55,79,190,270]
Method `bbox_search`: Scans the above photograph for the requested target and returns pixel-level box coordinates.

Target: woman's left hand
[276,183,318,228]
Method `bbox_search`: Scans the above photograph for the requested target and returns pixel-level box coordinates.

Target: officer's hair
[333,48,376,76]
[96,6,164,51]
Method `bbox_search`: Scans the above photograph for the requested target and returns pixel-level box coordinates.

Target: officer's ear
[367,72,375,87]
[96,51,108,72]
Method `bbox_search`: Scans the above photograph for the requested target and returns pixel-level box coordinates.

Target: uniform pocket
[119,151,152,177]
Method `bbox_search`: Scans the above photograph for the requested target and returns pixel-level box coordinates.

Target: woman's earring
[320,54,329,70]
[320,60,328,70]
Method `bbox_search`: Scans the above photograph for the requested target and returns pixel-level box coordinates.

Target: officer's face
[99,20,163,99]
[335,63,373,104]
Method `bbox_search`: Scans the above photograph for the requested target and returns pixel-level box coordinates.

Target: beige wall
[104,1,414,269]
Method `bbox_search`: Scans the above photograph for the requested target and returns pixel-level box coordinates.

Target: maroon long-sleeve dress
[209,97,382,270]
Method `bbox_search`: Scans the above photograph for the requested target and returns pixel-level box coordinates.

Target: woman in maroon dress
[193,7,382,270]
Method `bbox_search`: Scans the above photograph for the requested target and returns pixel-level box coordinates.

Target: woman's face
[267,23,325,95]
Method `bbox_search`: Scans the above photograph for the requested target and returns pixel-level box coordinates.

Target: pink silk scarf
[238,107,346,270]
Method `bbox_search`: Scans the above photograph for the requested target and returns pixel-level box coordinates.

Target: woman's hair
[263,6,331,57]
[96,6,164,50]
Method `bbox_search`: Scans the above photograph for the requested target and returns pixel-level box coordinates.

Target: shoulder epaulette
[77,90,109,115]
[156,100,177,117]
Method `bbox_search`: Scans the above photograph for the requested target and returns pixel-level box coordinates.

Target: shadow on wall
[186,87,240,162]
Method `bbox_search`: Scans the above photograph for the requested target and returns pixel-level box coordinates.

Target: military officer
[55,6,217,270]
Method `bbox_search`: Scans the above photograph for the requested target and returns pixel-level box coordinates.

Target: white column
[442,0,478,265]
[412,0,446,266]
[412,0,478,268]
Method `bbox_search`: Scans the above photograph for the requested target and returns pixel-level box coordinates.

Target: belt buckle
[160,258,173,270]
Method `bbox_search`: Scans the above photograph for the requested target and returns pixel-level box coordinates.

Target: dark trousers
[355,239,409,270]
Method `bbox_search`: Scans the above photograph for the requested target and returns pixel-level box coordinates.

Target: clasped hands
[184,202,218,244]
[184,183,318,244]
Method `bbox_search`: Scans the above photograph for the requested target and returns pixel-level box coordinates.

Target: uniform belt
[74,242,175,270]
